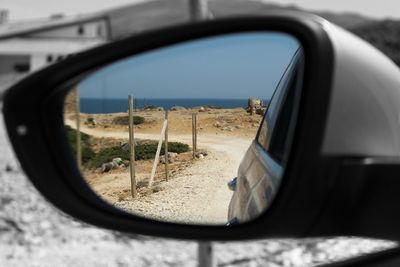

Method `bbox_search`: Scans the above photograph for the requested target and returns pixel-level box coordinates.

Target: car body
[228,48,304,224]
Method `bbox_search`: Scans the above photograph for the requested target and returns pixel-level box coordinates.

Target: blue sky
[79,32,300,100]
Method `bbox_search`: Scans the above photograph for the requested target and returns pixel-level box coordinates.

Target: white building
[0,12,111,90]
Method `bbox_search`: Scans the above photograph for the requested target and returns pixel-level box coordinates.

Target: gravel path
[66,118,253,224]
[116,149,237,224]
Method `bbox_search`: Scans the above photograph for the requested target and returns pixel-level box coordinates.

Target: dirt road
[65,119,252,224]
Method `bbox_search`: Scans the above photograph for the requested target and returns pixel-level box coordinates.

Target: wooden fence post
[148,120,168,188]
[198,242,215,267]
[192,113,195,158]
[194,113,198,152]
[164,110,169,181]
[189,0,210,22]
[192,113,198,158]
[128,95,137,198]
[76,86,82,170]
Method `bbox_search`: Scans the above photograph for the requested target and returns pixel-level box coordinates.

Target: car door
[228,48,304,223]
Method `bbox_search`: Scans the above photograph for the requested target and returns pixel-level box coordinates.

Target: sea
[80,98,269,114]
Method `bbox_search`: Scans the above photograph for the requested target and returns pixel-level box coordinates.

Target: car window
[257,49,303,163]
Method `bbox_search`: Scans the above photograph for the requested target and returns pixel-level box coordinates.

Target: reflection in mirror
[63,32,303,225]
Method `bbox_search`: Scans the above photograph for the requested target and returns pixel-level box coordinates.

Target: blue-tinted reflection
[79,32,300,113]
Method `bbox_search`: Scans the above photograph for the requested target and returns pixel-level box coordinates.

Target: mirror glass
[63,32,304,225]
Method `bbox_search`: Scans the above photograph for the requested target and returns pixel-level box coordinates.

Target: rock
[256,107,267,115]
[144,106,164,111]
[195,151,208,158]
[120,143,129,150]
[120,140,139,150]
[101,161,119,173]
[170,106,186,111]
[215,121,228,128]
[160,152,178,164]
[235,125,244,129]
[252,123,259,127]
[222,126,234,132]
[214,122,222,128]
[85,117,96,126]
[112,158,122,165]
[247,98,265,115]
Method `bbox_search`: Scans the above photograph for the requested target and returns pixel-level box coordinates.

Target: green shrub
[135,143,158,161]
[65,125,91,145]
[88,141,189,169]
[135,142,190,160]
[144,105,157,110]
[203,105,223,109]
[112,115,145,125]
[89,146,130,168]
[65,126,95,164]
[163,142,190,154]
[81,147,96,164]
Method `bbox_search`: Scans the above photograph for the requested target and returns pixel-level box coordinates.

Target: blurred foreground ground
[0,109,396,266]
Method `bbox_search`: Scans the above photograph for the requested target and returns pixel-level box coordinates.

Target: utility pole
[187,3,215,266]
[198,242,216,267]
[188,0,211,22]
[188,2,215,265]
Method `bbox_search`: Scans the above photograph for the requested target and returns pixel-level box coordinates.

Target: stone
[247,98,265,115]
[170,106,186,111]
[112,158,122,165]
[222,126,234,132]
[85,117,97,126]
[214,122,222,128]
[160,152,178,164]
[195,151,208,158]
[101,161,119,173]
[256,107,267,115]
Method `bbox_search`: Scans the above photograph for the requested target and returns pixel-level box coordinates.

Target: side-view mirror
[4,11,400,241]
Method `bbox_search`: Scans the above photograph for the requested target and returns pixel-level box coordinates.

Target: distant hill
[97,0,399,66]
[100,0,376,39]
[208,0,375,29]
[315,11,375,29]
[351,20,400,66]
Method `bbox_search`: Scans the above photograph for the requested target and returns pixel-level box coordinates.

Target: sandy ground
[65,113,253,224]
[114,149,238,224]
[65,108,262,138]
[0,110,396,266]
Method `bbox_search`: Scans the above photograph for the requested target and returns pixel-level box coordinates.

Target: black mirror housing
[9,10,389,241]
